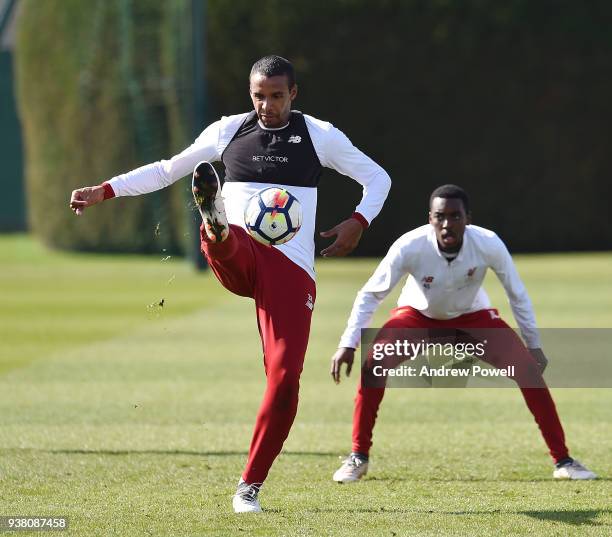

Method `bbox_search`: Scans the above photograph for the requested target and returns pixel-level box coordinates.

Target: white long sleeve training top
[106,112,391,280]
[338,224,541,349]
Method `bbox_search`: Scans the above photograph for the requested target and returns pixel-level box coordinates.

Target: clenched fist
[69,185,106,215]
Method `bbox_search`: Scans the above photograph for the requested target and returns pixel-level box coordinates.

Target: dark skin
[249,72,297,129]
[70,72,363,257]
[330,196,548,383]
[428,196,471,253]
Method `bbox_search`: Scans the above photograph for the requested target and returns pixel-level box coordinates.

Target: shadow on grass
[365,476,611,483]
[305,507,610,526]
[521,510,609,526]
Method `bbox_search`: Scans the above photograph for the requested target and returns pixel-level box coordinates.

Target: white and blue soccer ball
[244,187,302,246]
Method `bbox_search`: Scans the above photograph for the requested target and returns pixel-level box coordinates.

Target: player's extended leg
[193,161,314,511]
[352,308,430,457]
[333,308,430,483]
[460,310,587,473]
[466,312,569,463]
[240,246,316,488]
[482,324,594,478]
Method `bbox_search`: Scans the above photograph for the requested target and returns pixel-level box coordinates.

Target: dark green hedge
[16,0,612,254]
[205,0,612,254]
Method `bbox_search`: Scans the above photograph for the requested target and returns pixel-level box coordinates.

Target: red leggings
[353,307,569,463]
[201,225,315,484]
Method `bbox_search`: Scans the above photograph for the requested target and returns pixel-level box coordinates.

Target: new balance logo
[305,294,314,310]
[421,276,434,289]
[288,135,302,143]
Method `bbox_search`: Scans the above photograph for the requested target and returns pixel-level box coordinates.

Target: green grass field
[1,234,611,536]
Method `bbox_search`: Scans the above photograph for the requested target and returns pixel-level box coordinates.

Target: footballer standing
[331,185,597,483]
[70,55,391,512]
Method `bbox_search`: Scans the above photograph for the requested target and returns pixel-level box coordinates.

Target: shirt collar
[257,120,290,131]
[429,224,469,262]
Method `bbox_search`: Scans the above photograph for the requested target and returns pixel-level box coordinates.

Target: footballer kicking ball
[244,187,302,245]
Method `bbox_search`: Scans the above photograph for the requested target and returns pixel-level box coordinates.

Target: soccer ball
[244,187,302,245]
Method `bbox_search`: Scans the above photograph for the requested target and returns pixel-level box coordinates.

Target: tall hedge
[15,0,190,253]
[16,0,612,255]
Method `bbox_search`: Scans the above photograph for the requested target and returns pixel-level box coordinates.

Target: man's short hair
[429,184,470,213]
[250,55,296,88]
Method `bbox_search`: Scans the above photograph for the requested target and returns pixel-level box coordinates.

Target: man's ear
[466,212,472,225]
[428,211,433,224]
[290,84,298,101]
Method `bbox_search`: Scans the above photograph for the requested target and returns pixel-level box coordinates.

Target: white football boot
[232,480,263,513]
[191,161,229,243]
[553,459,597,480]
[333,453,369,483]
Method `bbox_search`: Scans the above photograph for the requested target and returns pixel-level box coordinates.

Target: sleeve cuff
[102,182,116,200]
[339,332,360,349]
[351,212,369,229]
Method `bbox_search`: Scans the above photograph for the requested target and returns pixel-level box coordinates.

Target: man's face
[428,197,471,253]
[249,73,297,128]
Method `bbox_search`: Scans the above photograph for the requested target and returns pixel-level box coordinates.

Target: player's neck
[437,241,463,262]
[438,241,462,253]
[258,120,290,131]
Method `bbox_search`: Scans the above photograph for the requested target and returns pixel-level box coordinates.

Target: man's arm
[310,120,391,257]
[330,347,356,384]
[331,241,410,383]
[70,120,223,215]
[489,235,542,349]
[491,241,548,372]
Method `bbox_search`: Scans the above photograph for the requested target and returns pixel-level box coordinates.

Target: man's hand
[331,347,356,384]
[69,185,105,215]
[319,218,363,257]
[529,348,549,372]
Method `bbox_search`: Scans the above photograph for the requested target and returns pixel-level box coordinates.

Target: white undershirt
[257,120,289,130]
[338,224,541,349]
